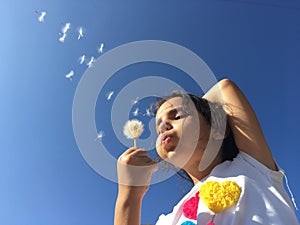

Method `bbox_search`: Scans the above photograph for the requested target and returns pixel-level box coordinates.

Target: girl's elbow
[218,78,240,93]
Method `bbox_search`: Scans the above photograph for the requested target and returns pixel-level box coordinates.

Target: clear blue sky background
[1,0,300,224]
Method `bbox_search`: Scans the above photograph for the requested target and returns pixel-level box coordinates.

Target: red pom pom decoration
[206,221,215,225]
[182,191,200,220]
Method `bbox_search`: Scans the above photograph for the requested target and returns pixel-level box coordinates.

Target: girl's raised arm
[203,78,277,171]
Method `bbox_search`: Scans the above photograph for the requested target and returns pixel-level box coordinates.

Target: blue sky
[1,0,300,224]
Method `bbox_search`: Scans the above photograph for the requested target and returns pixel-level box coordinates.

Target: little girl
[114,79,299,225]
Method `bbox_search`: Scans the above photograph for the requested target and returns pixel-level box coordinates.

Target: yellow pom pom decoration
[200,180,241,214]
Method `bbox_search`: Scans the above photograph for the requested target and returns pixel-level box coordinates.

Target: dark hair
[152,91,239,183]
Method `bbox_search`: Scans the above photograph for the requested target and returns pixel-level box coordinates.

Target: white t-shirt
[155,152,299,225]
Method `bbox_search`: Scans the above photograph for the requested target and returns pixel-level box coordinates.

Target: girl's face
[155,97,211,168]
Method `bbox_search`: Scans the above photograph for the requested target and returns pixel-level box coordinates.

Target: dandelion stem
[134,138,137,148]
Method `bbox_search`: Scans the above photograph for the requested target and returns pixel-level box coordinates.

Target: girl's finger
[127,149,148,158]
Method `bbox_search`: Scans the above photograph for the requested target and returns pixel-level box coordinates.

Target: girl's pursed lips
[158,132,173,144]
[162,136,172,145]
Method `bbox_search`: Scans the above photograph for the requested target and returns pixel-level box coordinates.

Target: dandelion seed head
[123,119,144,139]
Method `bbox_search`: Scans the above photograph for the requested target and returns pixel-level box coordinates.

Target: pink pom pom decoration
[182,191,200,220]
[206,221,215,225]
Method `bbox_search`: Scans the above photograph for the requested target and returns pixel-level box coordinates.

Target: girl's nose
[158,121,172,133]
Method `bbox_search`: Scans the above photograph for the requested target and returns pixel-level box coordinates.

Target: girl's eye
[174,113,190,120]
[174,115,183,120]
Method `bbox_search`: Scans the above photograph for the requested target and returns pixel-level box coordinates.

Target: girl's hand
[117,147,158,198]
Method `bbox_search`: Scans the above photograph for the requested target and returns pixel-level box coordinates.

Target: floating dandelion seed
[77,27,84,40]
[132,108,139,116]
[106,91,114,100]
[95,130,104,141]
[123,119,144,148]
[65,70,74,81]
[36,11,46,22]
[144,108,152,117]
[59,33,67,42]
[131,97,139,105]
[61,22,71,34]
[98,42,104,53]
[79,54,86,64]
[59,22,70,42]
[87,56,95,68]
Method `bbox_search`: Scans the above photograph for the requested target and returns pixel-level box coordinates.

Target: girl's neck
[184,152,222,185]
